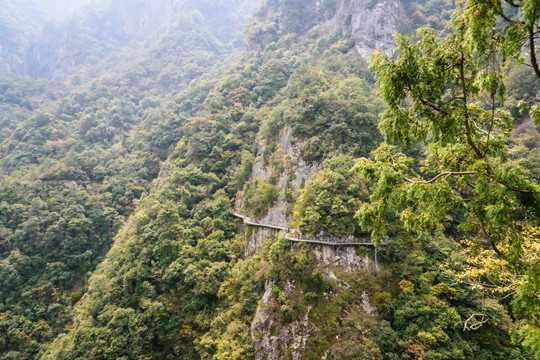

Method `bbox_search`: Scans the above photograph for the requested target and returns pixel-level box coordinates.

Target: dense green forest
[0,0,538,359]
[0,0,254,358]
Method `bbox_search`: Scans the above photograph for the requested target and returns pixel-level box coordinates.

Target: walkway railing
[230,209,375,247]
[230,209,288,230]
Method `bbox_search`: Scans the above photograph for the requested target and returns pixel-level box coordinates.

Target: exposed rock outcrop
[245,226,283,256]
[243,126,379,356]
[251,246,378,359]
[241,126,319,253]
[254,0,401,58]
[312,244,377,273]
[332,0,401,58]
[0,44,28,75]
[241,2,397,357]
[251,282,317,360]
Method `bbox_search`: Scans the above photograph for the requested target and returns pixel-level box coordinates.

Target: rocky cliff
[0,43,27,75]
[332,0,401,58]
[234,3,392,351]
[250,245,379,359]
[237,121,381,358]
[252,0,401,58]
[240,126,319,254]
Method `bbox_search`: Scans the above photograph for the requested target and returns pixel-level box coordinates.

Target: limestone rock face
[240,115,381,359]
[225,2,398,357]
[250,247,378,359]
[312,244,378,273]
[332,0,401,58]
[241,126,319,254]
[251,282,316,360]
[0,44,28,75]
[254,0,401,58]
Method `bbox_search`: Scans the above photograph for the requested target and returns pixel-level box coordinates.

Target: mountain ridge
[1,0,538,358]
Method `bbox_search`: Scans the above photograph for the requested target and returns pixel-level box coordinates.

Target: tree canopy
[358,1,540,355]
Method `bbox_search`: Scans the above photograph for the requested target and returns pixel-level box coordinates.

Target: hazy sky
[0,0,94,25]
[38,0,95,20]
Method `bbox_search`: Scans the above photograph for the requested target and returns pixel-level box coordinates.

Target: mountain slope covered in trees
[1,0,539,359]
[43,0,540,359]
[0,0,254,358]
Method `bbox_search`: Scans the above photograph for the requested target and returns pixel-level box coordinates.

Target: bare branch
[406,85,443,112]
[499,11,524,24]
[502,0,521,8]
[473,121,496,140]
[487,171,535,194]
[457,313,489,331]
[458,51,486,160]
[404,171,477,184]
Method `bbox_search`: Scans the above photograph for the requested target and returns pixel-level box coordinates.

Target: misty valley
[0,0,539,359]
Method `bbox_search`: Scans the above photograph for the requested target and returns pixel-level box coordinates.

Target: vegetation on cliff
[0,0,538,359]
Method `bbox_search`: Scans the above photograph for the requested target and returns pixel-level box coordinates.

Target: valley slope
[1,0,538,359]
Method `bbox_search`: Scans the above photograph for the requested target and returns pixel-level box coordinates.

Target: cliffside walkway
[230,209,375,247]
[231,209,288,231]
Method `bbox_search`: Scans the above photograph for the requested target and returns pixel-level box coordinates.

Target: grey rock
[332,0,401,59]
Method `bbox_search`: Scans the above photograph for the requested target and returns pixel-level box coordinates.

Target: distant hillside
[0,0,93,74]
[0,1,256,359]
[0,0,257,79]
[41,0,536,359]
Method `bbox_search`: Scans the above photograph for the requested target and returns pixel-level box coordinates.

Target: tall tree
[356,2,540,356]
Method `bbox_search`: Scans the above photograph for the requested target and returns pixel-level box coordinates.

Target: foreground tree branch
[404,171,477,184]
[364,3,540,353]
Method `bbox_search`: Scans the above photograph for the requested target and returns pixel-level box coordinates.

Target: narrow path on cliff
[230,209,376,247]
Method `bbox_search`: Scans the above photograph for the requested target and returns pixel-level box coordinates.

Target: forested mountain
[0,0,93,74]
[0,1,254,358]
[0,0,539,359]
[0,0,255,78]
